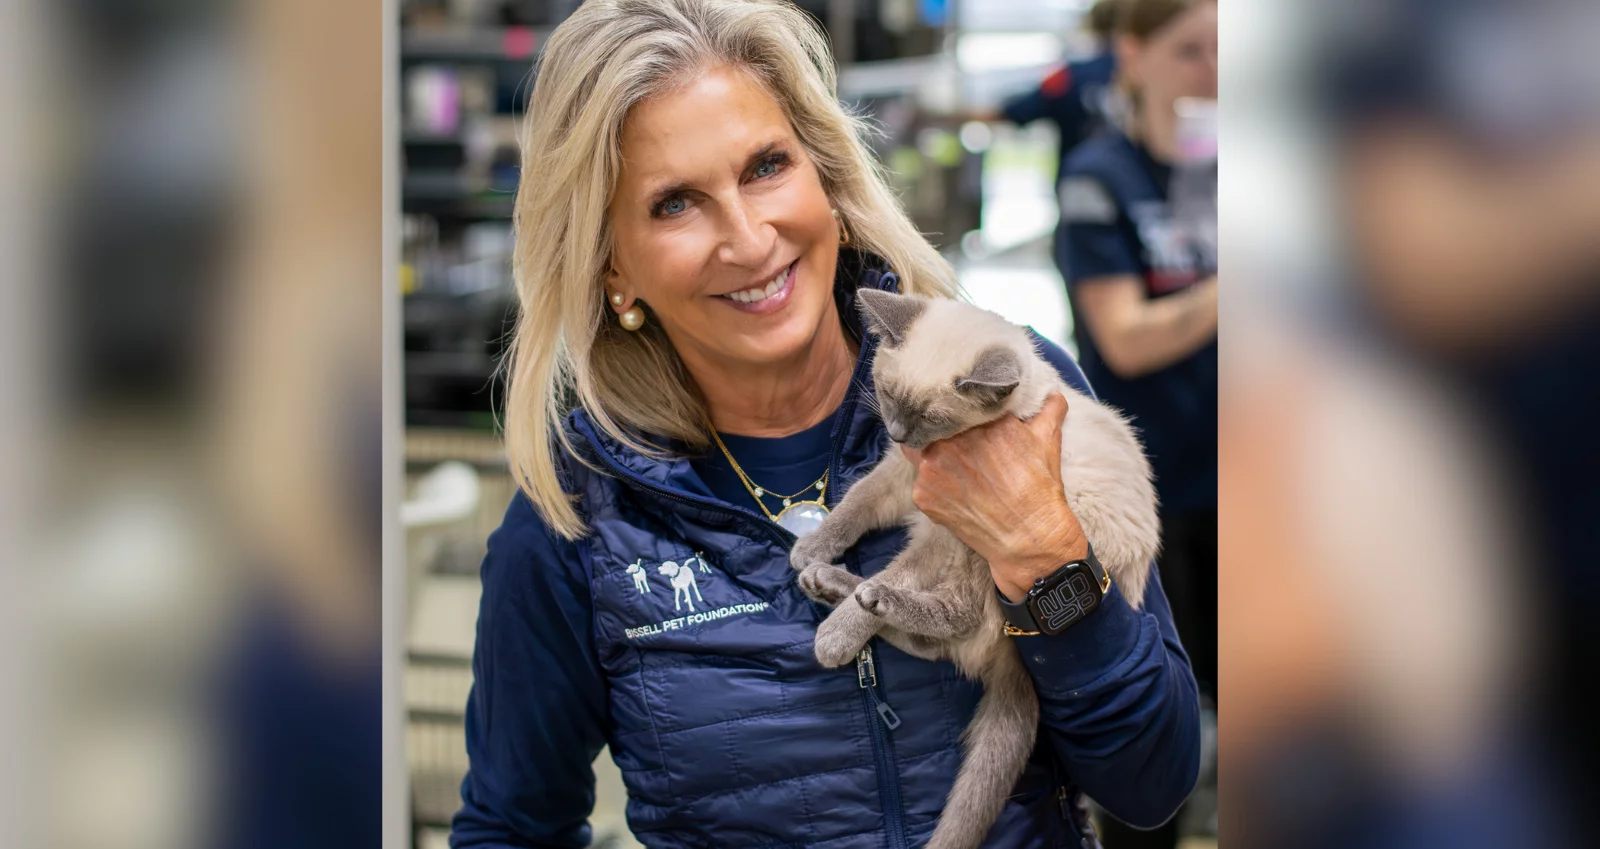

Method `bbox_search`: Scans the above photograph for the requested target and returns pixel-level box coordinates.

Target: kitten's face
[874,373,1008,449]
[857,290,1024,450]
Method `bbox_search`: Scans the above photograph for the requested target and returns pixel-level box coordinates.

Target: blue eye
[660,196,687,216]
[753,152,789,180]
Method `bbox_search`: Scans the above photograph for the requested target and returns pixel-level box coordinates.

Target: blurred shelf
[838,54,946,100]
[402,25,552,62]
[406,408,502,430]
[404,349,499,376]
[404,130,466,145]
[404,173,517,218]
[406,427,509,468]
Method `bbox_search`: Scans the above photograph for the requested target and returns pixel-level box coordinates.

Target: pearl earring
[619,305,645,331]
[610,292,625,307]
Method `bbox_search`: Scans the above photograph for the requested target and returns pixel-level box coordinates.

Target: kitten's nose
[884,420,908,443]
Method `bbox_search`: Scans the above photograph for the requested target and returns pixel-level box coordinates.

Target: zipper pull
[855,646,876,688]
[873,698,902,730]
[855,646,902,730]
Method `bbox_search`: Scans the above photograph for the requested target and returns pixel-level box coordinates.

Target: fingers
[1028,392,1068,441]
[1040,391,1069,425]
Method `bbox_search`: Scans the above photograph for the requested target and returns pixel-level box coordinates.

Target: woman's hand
[900,393,1089,602]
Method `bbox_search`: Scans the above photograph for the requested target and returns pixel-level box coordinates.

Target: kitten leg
[812,599,880,668]
[855,580,987,640]
[797,563,862,607]
[856,528,988,640]
[790,454,916,574]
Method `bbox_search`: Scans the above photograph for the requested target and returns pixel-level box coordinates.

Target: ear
[956,345,1022,406]
[856,289,927,346]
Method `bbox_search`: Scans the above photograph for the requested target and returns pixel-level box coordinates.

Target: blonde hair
[504,0,959,540]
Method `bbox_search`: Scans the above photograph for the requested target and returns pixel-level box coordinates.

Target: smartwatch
[996,543,1112,636]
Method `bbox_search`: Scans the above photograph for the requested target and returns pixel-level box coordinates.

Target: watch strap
[997,587,1043,635]
[998,544,1110,636]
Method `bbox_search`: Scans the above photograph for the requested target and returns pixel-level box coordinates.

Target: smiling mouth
[717,260,796,304]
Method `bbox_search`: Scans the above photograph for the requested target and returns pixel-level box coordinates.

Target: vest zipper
[855,644,901,730]
[824,283,908,849]
[856,642,908,849]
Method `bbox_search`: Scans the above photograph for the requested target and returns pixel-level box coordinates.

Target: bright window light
[956,33,1063,74]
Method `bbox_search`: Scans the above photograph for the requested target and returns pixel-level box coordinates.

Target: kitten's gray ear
[856,289,926,347]
[956,345,1022,407]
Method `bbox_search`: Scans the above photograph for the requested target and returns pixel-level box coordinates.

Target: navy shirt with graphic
[1001,52,1118,184]
[1058,129,1217,514]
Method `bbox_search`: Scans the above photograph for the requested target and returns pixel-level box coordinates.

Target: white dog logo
[625,559,651,596]
[687,550,713,573]
[658,561,704,612]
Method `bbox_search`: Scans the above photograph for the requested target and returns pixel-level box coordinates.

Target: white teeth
[725,264,790,304]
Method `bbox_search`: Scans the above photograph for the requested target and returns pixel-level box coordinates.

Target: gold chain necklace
[704,419,831,537]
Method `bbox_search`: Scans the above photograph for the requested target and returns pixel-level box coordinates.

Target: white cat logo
[625,559,651,596]
[658,561,705,612]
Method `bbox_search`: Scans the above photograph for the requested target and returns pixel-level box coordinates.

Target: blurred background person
[1321,0,1600,844]
[966,0,1122,318]
[982,0,1123,183]
[1221,0,1600,846]
[1053,0,1217,846]
[5,0,384,847]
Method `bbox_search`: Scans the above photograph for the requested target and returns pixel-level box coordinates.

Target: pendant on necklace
[775,501,829,536]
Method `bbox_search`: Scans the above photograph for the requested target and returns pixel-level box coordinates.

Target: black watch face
[1031,565,1102,633]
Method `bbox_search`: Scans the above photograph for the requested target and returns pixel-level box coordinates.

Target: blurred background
[1222,0,1600,848]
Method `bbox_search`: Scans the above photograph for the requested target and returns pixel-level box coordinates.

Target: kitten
[790,289,1160,849]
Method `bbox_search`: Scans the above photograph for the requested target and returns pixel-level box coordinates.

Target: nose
[884,420,908,443]
[718,196,776,269]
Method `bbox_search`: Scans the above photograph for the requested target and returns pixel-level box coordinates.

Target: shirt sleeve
[1058,173,1143,286]
[1027,330,1095,399]
[1019,572,1201,828]
[1017,341,1203,828]
[1001,64,1074,127]
[450,494,610,849]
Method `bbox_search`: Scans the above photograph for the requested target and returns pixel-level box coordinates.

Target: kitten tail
[925,651,1040,849]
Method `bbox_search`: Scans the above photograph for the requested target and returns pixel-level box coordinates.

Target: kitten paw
[813,618,866,668]
[855,581,886,614]
[798,564,860,607]
[789,532,843,574]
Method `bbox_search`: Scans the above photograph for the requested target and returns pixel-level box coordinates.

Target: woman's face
[607,65,841,375]
[1121,2,1219,125]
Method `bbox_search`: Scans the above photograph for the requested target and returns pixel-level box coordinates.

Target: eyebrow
[644,140,789,209]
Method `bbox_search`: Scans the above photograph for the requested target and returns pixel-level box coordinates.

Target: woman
[452,1,1199,846]
[1054,1,1216,845]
